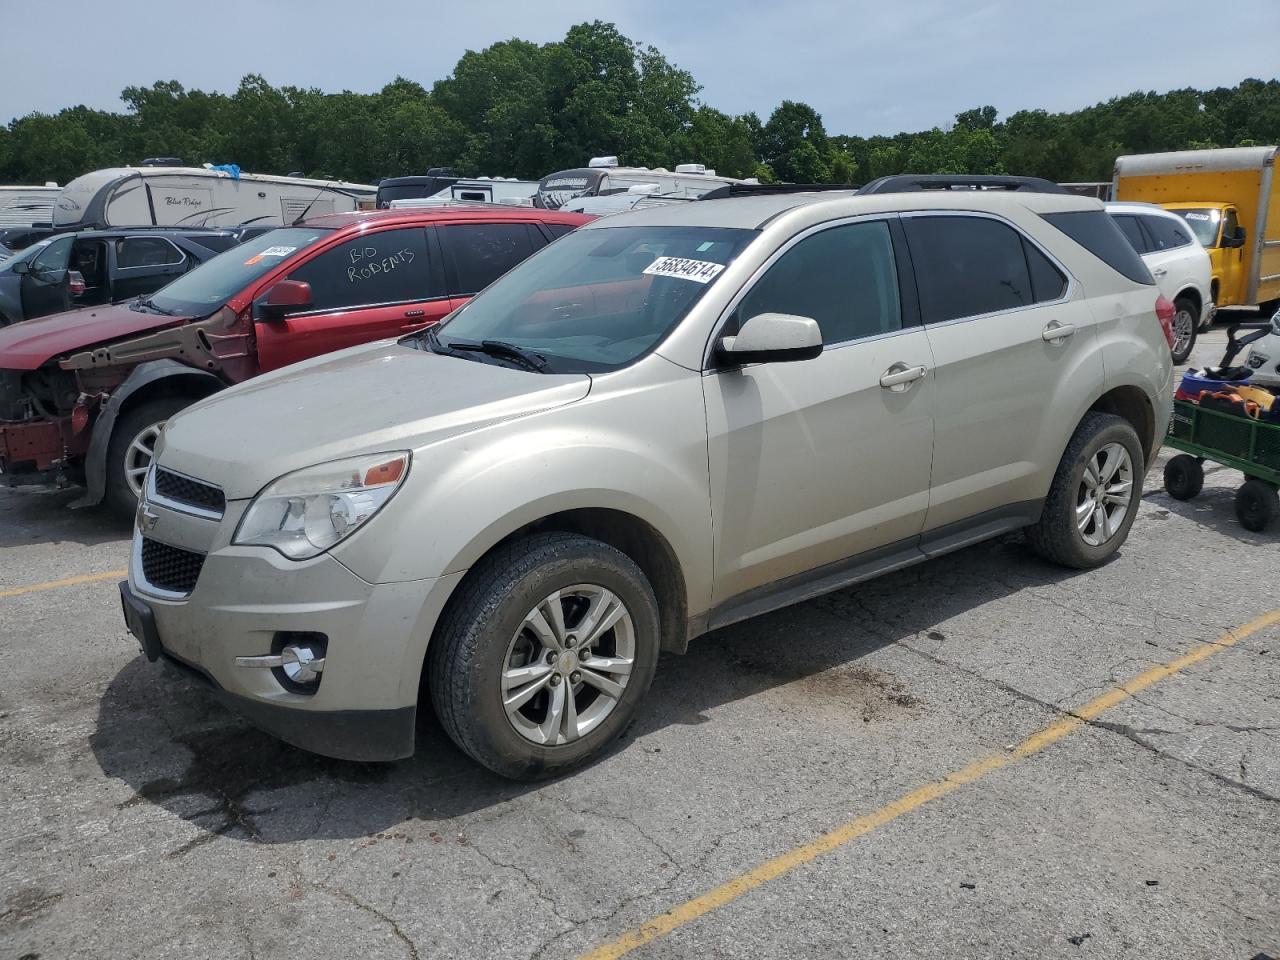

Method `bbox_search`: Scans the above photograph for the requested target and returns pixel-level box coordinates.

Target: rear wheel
[1170,296,1198,365]
[104,396,194,518]
[1235,479,1279,532]
[429,532,661,780]
[1163,454,1204,501]
[1026,412,1144,569]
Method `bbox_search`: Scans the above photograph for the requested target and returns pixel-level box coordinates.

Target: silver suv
[121,181,1173,779]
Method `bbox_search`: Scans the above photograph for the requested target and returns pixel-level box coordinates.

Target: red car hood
[0,303,192,370]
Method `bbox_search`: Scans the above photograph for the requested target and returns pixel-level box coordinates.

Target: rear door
[905,213,1102,534]
[110,235,191,301]
[19,236,74,320]
[253,226,444,371]
[437,220,545,311]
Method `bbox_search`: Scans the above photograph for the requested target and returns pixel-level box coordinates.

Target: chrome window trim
[701,212,907,370]
[279,294,451,321]
[897,209,1077,330]
[147,466,224,521]
[114,236,187,271]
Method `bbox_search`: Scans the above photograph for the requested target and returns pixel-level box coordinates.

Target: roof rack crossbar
[857,174,1067,195]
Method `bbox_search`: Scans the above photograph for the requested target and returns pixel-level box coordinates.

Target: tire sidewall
[1057,419,1145,566]
[104,396,193,518]
[449,541,660,778]
[1171,297,1197,365]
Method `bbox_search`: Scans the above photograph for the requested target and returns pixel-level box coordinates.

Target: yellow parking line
[0,569,127,599]
[578,609,1280,960]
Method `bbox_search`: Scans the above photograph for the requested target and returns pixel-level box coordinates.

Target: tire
[104,396,194,518]
[1163,454,1204,501]
[1026,412,1145,569]
[429,531,661,780]
[1235,479,1279,532]
[1170,296,1198,365]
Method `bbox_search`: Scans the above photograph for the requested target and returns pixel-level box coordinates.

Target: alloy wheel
[1173,306,1195,358]
[501,584,635,745]
[1076,442,1134,546]
[124,421,166,498]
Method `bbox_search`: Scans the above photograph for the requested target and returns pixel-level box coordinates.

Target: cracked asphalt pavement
[2,326,1279,960]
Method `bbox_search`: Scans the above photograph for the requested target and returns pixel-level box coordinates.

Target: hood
[158,339,592,498]
[0,302,190,370]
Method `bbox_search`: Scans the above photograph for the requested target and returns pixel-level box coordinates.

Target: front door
[1218,207,1245,306]
[703,218,935,604]
[254,226,446,372]
[19,236,74,320]
[902,213,1104,532]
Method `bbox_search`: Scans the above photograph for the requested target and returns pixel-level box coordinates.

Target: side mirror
[258,279,313,319]
[717,312,823,365]
[1225,225,1247,248]
[10,259,28,275]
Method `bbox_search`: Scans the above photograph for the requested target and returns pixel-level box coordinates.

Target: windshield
[146,227,332,316]
[432,225,755,373]
[1173,208,1221,247]
[0,238,50,272]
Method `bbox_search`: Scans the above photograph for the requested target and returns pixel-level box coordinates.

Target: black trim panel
[704,500,1042,635]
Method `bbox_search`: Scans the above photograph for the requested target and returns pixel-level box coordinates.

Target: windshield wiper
[133,296,171,316]
[439,337,549,372]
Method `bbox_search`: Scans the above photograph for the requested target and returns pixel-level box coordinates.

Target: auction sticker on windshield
[244,245,298,266]
[643,256,725,283]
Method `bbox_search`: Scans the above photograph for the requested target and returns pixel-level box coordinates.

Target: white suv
[121,178,1174,779]
[1106,201,1213,363]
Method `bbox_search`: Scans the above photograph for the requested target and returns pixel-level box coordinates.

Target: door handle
[404,308,426,318]
[1041,321,1076,343]
[879,363,927,391]
[1152,267,1168,277]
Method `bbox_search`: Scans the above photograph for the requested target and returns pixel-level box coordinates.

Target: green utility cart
[1162,321,1280,532]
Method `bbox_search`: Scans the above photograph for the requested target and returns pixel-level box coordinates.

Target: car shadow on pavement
[90,533,1085,845]
[0,487,130,548]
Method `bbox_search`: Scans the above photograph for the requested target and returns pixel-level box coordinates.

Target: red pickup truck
[0,206,592,515]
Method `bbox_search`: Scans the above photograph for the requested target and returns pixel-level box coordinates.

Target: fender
[70,359,224,508]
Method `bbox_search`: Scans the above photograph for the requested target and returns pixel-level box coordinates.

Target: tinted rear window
[1041,211,1153,284]
[1142,215,1193,251]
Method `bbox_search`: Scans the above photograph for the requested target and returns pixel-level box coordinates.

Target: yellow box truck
[1113,146,1280,311]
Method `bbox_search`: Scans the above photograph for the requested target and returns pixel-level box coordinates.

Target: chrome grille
[153,467,225,517]
[140,537,206,595]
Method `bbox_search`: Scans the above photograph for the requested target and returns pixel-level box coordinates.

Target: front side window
[148,227,332,316]
[905,216,1037,323]
[440,222,539,296]
[1142,215,1193,251]
[117,237,185,268]
[288,227,433,312]
[739,220,902,346]
[29,236,73,274]
[433,225,754,373]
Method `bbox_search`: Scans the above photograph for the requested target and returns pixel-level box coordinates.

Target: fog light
[281,643,324,684]
[235,632,327,694]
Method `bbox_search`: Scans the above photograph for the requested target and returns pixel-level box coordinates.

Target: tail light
[1155,295,1176,349]
[68,270,85,297]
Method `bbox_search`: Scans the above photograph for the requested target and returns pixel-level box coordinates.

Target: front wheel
[429,532,661,780]
[1026,412,1144,569]
[1170,296,1198,365]
[104,396,195,518]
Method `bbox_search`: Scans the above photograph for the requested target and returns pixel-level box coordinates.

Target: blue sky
[4,0,1278,135]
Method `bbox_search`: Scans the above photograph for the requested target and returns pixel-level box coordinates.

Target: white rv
[0,184,60,227]
[388,178,540,209]
[52,166,376,230]
[534,157,753,210]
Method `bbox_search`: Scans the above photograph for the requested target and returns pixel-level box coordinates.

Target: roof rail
[857,174,1067,195]
[697,182,860,201]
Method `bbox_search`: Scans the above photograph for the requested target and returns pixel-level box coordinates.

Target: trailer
[52,166,376,230]
[0,184,60,228]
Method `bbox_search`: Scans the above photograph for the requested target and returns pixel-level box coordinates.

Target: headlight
[233,452,410,559]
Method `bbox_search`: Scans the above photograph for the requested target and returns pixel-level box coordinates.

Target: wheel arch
[1173,285,1201,314]
[72,360,225,507]
[1088,385,1157,467]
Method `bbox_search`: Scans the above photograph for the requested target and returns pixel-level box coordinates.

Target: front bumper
[125,490,464,761]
